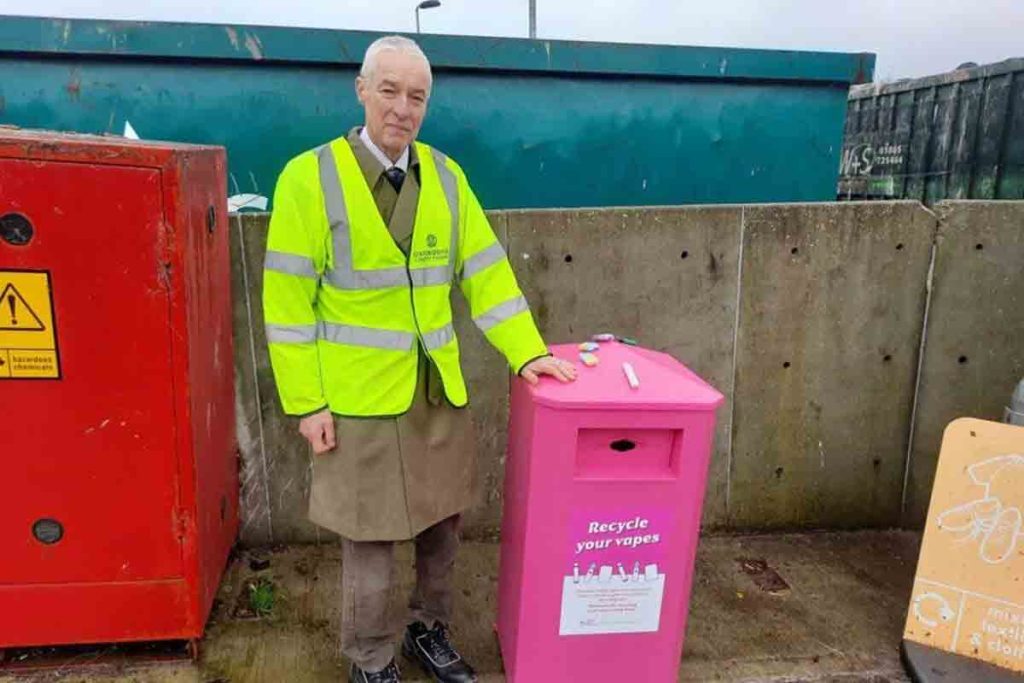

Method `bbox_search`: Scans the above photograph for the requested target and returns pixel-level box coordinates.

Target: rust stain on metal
[0,133,179,170]
[0,640,191,673]
[736,557,791,594]
[225,26,240,50]
[853,53,871,85]
[65,76,81,101]
[244,33,264,60]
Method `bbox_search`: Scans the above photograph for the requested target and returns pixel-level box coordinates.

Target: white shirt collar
[359,126,409,172]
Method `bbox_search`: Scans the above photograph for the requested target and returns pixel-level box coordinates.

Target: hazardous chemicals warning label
[0,270,60,379]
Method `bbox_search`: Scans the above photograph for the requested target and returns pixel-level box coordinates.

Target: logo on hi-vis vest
[411,233,448,266]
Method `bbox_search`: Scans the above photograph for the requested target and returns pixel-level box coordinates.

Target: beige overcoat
[306,129,479,541]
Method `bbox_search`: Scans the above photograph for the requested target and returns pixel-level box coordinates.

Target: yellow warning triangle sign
[0,282,46,332]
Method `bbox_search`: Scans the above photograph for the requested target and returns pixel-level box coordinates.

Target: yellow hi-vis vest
[262,136,549,417]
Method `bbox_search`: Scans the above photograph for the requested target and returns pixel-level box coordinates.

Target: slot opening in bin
[574,428,682,480]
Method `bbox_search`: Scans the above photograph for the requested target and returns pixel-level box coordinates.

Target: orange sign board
[904,418,1024,672]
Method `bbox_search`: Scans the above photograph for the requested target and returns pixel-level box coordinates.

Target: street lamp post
[415,0,441,34]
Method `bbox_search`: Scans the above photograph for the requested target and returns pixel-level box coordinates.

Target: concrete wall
[903,201,1024,526]
[231,201,1024,545]
[729,203,934,528]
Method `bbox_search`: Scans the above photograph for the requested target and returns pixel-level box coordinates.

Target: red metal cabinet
[0,129,238,648]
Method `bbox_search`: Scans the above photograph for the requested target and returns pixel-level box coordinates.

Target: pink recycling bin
[496,341,724,682]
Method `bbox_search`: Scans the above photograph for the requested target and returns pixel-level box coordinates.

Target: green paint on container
[0,16,874,209]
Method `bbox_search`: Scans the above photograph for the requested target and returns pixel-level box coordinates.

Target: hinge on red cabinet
[158,259,173,291]
[173,508,190,541]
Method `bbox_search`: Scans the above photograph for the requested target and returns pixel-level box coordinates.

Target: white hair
[360,36,433,89]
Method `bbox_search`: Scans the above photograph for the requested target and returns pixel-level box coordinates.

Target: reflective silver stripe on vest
[325,264,409,289]
[431,148,460,272]
[474,295,529,332]
[461,242,506,280]
[266,323,318,344]
[409,266,453,287]
[318,142,461,291]
[318,144,407,290]
[317,143,347,233]
[265,250,318,279]
[421,323,455,351]
[318,321,415,351]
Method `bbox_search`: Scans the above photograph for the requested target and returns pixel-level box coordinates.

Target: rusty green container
[0,16,873,209]
[839,58,1024,203]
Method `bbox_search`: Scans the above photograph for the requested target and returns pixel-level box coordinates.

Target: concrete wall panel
[506,207,743,528]
[729,202,935,528]
[904,201,1024,526]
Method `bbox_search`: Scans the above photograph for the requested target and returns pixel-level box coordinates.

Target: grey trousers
[340,514,460,672]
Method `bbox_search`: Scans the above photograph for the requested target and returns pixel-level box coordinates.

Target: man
[262,35,576,683]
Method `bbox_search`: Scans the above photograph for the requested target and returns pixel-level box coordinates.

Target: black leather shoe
[349,659,401,682]
[402,621,478,683]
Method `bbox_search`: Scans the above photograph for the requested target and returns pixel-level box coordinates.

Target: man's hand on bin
[299,408,336,454]
[520,356,578,385]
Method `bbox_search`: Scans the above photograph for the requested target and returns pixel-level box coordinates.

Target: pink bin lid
[526,341,726,411]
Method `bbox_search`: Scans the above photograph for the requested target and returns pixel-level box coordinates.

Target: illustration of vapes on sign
[936,454,1024,564]
[560,511,668,636]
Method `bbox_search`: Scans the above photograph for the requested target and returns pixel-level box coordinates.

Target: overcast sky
[1,0,1020,80]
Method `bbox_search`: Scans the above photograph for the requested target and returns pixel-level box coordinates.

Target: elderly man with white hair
[262,35,576,682]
